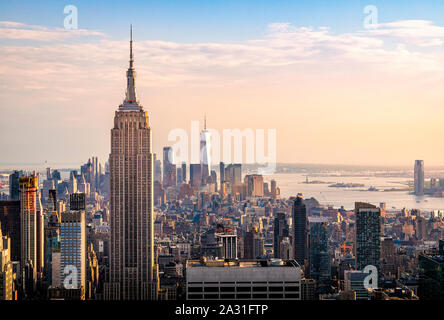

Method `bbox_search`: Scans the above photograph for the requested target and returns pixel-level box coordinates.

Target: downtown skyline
[1,1,444,167]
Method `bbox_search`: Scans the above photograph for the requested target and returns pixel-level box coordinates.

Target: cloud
[2,20,444,165]
[366,20,444,47]
[0,20,105,41]
[1,19,444,108]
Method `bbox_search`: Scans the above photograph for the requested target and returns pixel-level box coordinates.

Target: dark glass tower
[355,202,381,272]
[219,162,225,185]
[9,170,23,201]
[273,212,289,259]
[308,218,331,282]
[293,194,307,267]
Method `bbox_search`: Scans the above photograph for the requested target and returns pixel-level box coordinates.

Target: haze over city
[1,0,444,167]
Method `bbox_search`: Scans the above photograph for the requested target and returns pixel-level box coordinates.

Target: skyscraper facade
[181,162,187,183]
[414,160,424,195]
[20,173,44,294]
[200,116,211,185]
[8,170,23,201]
[60,210,86,298]
[163,147,176,188]
[244,174,264,198]
[105,27,157,300]
[355,202,381,272]
[308,217,331,283]
[0,225,14,300]
[293,194,307,267]
[244,227,264,259]
[190,163,201,188]
[153,154,162,183]
[224,164,242,186]
[273,212,289,259]
[219,162,225,185]
[0,201,21,262]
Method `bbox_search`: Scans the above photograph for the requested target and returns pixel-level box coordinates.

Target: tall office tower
[181,162,187,183]
[70,193,86,211]
[35,190,44,281]
[48,189,57,213]
[273,212,289,259]
[380,239,396,279]
[418,240,444,300]
[163,146,176,188]
[46,167,52,180]
[78,175,90,197]
[52,170,61,181]
[170,164,177,187]
[19,173,40,294]
[344,270,371,300]
[270,179,277,199]
[176,167,183,186]
[415,216,427,240]
[93,156,101,191]
[355,202,381,272]
[200,115,211,185]
[244,174,264,197]
[224,164,242,186]
[45,210,60,288]
[106,27,157,300]
[42,179,55,203]
[0,201,21,262]
[0,225,14,300]
[60,210,86,298]
[69,172,77,194]
[210,170,217,188]
[190,163,201,188]
[293,194,307,267]
[219,162,225,185]
[308,217,331,283]
[244,227,264,259]
[414,160,425,195]
[8,170,23,201]
[153,154,162,183]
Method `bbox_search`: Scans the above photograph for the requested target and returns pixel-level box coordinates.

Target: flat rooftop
[186,259,300,268]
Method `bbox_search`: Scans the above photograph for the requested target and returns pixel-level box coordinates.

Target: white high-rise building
[60,210,86,295]
[414,160,424,195]
[105,26,157,300]
[200,115,212,185]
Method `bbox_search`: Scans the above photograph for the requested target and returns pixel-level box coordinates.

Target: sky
[1,0,444,168]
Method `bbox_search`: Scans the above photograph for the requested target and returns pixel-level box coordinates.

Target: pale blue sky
[1,0,444,42]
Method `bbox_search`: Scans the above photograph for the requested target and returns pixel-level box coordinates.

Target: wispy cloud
[366,20,444,47]
[0,20,105,41]
[2,20,444,165]
[2,19,444,97]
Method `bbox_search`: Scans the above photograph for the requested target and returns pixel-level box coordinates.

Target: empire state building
[105,27,157,300]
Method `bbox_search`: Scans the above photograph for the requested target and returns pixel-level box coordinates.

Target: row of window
[188,293,300,300]
[188,286,299,293]
[188,281,299,284]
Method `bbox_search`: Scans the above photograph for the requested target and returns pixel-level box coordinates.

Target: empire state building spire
[124,24,138,107]
[106,26,157,300]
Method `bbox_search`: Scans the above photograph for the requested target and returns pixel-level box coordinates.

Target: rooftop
[186,258,300,269]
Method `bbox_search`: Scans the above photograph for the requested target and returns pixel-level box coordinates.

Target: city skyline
[2,0,444,306]
[2,1,444,166]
